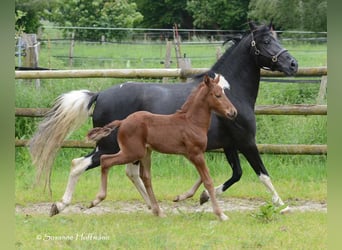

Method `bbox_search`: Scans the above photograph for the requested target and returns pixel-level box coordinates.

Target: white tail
[29,90,98,193]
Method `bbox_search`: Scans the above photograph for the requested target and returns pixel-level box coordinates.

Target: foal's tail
[86,120,121,143]
[29,90,98,193]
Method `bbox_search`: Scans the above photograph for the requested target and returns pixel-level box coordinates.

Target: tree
[248,0,327,31]
[47,0,143,41]
[135,0,193,29]
[15,0,56,33]
[186,0,250,29]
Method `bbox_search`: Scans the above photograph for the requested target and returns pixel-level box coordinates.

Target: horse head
[248,20,298,75]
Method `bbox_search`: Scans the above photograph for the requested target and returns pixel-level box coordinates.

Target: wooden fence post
[69,31,75,67]
[317,75,327,104]
[163,40,172,83]
[22,33,40,88]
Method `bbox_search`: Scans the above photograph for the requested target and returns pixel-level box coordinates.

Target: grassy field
[15,39,327,249]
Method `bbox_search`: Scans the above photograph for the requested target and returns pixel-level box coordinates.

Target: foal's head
[204,74,237,120]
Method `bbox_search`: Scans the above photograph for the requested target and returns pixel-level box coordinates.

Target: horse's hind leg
[125,162,151,209]
[50,154,95,216]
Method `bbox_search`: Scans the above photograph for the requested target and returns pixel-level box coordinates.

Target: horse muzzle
[226,108,238,120]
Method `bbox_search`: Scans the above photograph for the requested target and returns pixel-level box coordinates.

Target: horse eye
[264,39,270,44]
[215,94,222,98]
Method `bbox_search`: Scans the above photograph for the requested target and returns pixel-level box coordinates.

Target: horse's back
[92,81,196,127]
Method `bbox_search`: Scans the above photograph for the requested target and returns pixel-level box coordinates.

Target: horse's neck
[213,40,261,106]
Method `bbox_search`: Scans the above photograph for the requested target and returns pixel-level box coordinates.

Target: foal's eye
[215,94,222,98]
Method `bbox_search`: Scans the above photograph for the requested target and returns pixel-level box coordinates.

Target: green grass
[15,211,326,249]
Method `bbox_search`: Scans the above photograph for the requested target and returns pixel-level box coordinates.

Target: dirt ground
[15,198,327,216]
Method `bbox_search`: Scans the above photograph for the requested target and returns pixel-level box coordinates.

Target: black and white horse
[29,21,298,216]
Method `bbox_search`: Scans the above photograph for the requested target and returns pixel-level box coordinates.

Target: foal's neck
[178,84,212,131]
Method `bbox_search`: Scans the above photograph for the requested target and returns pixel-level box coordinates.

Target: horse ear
[269,18,274,30]
[248,20,257,31]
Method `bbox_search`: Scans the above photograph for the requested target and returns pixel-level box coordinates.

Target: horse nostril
[227,109,237,119]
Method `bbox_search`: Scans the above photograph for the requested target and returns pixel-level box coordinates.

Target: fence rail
[15,66,327,155]
[15,105,327,117]
[15,66,327,79]
[15,139,326,155]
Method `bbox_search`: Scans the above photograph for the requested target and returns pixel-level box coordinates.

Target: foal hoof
[88,202,96,209]
[50,203,60,217]
[199,190,210,205]
[173,195,180,202]
[219,213,229,221]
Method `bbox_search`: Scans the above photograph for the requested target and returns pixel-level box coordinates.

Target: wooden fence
[15,67,327,155]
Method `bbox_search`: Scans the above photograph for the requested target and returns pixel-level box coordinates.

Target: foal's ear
[204,74,212,87]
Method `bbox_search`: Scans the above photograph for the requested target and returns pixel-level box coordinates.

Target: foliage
[135,0,193,29]
[44,0,143,41]
[187,0,250,29]
[251,202,286,223]
[248,0,327,31]
[15,0,58,33]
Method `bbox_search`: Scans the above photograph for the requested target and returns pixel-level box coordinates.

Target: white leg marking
[125,163,152,208]
[202,184,224,201]
[259,173,285,206]
[55,156,91,212]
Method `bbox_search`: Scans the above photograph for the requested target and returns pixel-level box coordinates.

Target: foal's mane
[177,81,207,114]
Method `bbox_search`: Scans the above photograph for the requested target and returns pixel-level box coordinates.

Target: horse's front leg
[140,149,165,217]
[50,155,93,216]
[173,177,202,202]
[241,145,291,213]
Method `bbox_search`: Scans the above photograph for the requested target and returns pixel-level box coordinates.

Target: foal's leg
[89,159,111,208]
[140,149,165,217]
[188,153,228,221]
[173,177,202,202]
[89,151,136,208]
[200,148,242,204]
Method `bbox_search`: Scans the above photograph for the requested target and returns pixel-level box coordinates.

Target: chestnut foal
[87,74,237,221]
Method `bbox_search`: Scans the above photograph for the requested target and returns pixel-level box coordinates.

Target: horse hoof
[88,202,96,208]
[280,206,292,214]
[219,213,229,221]
[173,195,180,202]
[158,212,167,218]
[50,203,60,217]
[199,190,210,205]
